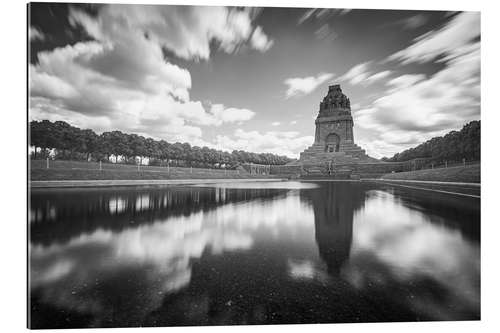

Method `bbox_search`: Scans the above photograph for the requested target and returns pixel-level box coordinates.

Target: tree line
[382,120,480,163]
[29,120,293,168]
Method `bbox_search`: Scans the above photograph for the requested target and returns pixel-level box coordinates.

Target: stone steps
[300,155,362,163]
[301,167,353,179]
[298,136,378,175]
[301,143,368,158]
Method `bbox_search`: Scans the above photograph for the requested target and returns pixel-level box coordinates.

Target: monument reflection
[301,182,365,276]
[29,182,480,328]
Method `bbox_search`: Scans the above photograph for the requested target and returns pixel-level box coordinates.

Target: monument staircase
[299,141,378,179]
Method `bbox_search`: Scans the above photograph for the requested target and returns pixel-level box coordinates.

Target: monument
[299,84,376,168]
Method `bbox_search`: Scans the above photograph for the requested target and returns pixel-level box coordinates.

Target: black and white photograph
[23,0,489,330]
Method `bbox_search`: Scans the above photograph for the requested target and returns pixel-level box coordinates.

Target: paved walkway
[364,178,480,198]
[363,178,480,187]
[30,178,286,189]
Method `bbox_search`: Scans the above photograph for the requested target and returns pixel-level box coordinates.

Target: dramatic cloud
[250,26,274,52]
[205,104,255,126]
[388,12,480,64]
[70,5,273,61]
[340,63,392,86]
[30,4,265,145]
[29,26,46,41]
[386,74,426,90]
[29,5,480,159]
[354,12,480,158]
[284,73,334,98]
[399,14,430,29]
[366,70,392,85]
[386,14,430,30]
[216,129,314,157]
[297,8,352,25]
[341,62,370,85]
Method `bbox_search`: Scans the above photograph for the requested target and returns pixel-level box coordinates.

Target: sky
[28,3,480,159]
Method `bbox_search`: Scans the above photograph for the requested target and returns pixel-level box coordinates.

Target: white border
[2,0,499,332]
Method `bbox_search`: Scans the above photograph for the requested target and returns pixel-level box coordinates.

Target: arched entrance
[325,133,340,152]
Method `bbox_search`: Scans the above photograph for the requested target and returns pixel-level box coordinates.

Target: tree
[29,120,294,167]
[384,121,480,164]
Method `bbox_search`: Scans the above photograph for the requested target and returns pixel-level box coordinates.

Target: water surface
[29,181,480,328]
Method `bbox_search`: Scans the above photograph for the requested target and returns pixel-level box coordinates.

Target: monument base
[294,142,379,178]
[300,142,377,165]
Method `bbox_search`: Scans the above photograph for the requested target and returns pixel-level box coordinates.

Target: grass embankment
[30,160,274,181]
[380,164,480,183]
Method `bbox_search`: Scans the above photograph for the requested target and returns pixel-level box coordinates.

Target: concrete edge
[363,178,480,187]
[30,178,288,189]
[29,177,480,189]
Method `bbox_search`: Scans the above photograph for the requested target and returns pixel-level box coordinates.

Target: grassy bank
[30,160,274,181]
[380,164,480,183]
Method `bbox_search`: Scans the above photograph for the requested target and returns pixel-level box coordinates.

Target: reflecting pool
[29,181,480,328]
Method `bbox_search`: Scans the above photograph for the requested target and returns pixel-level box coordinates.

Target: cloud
[29,39,202,141]
[30,4,264,146]
[386,74,427,90]
[297,8,316,25]
[205,104,255,126]
[29,26,46,41]
[297,8,352,25]
[378,47,479,131]
[386,14,430,30]
[340,62,371,85]
[271,122,281,126]
[365,70,392,84]
[30,96,114,134]
[70,5,273,61]
[339,62,393,86]
[30,65,79,100]
[216,129,314,157]
[250,26,274,52]
[388,12,480,64]
[354,15,480,158]
[400,14,430,29]
[284,72,334,98]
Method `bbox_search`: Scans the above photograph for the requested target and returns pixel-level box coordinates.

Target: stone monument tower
[299,84,374,165]
[315,84,354,150]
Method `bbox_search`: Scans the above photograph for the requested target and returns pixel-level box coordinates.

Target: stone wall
[269,164,303,176]
[268,159,428,179]
[315,116,354,145]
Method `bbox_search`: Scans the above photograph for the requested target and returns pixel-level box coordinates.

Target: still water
[29,181,480,328]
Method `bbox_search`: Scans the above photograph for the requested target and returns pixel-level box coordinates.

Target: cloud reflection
[344,190,480,320]
[30,191,315,325]
[287,259,329,283]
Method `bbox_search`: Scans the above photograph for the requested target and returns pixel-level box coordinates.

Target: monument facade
[299,85,376,166]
